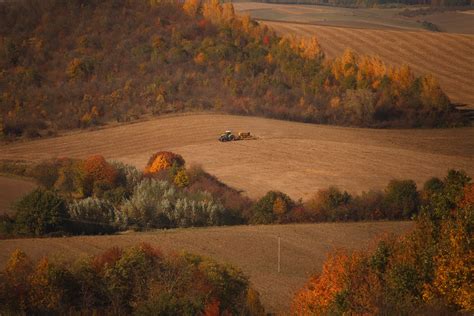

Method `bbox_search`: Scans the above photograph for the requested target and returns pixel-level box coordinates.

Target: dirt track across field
[0,221,413,313]
[0,114,472,200]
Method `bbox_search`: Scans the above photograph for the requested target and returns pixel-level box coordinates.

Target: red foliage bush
[83,155,117,185]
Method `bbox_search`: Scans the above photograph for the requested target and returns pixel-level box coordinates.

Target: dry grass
[0,176,36,215]
[0,221,413,313]
[0,114,472,200]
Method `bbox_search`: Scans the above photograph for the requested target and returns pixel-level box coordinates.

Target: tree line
[292,172,473,314]
[0,152,470,238]
[0,243,265,315]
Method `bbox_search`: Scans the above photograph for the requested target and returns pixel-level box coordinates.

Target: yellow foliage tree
[222,3,235,22]
[420,75,450,110]
[28,258,61,310]
[389,64,415,95]
[423,209,474,311]
[202,0,222,24]
[174,169,189,188]
[299,36,323,60]
[183,0,201,17]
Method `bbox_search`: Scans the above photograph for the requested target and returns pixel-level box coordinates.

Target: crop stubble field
[0,221,412,313]
[0,114,473,200]
[235,3,474,109]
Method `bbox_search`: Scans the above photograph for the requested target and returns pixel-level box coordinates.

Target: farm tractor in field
[218,130,256,142]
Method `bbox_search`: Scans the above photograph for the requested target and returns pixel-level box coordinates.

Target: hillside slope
[1,114,472,200]
[0,0,466,141]
[260,20,474,109]
[0,221,413,313]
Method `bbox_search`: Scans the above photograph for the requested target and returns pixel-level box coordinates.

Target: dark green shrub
[250,191,294,224]
[384,180,419,219]
[14,189,69,236]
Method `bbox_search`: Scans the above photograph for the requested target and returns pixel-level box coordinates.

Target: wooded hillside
[0,0,466,139]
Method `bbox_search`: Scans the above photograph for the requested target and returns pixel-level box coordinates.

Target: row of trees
[0,0,466,140]
[292,173,473,314]
[0,243,265,315]
[248,170,470,224]
[1,151,470,238]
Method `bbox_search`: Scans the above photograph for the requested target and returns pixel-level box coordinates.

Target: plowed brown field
[0,221,413,313]
[0,176,36,215]
[1,114,473,200]
[261,21,474,109]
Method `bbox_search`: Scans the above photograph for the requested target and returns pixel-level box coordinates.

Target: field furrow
[262,21,474,107]
[1,114,473,200]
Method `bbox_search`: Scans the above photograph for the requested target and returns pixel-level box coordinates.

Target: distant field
[0,176,36,215]
[234,3,474,33]
[0,114,472,200]
[0,221,413,313]
[235,3,474,109]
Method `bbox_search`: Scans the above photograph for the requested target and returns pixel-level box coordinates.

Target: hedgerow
[0,151,470,238]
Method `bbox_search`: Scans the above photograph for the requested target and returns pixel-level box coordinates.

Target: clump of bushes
[1,151,250,237]
[0,244,265,315]
[0,150,470,238]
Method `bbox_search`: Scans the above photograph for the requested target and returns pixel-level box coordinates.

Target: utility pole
[278,236,281,273]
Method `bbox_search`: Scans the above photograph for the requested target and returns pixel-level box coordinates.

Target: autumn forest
[0,0,472,315]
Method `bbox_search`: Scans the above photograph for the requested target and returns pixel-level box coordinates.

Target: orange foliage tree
[293,180,473,315]
[292,251,351,314]
[81,155,118,196]
[144,151,185,175]
[83,155,117,184]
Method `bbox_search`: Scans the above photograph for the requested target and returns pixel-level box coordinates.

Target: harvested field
[260,21,474,109]
[0,114,472,200]
[0,221,413,313]
[233,3,474,109]
[234,3,474,34]
[0,176,36,215]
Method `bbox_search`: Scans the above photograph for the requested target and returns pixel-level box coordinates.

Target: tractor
[218,131,257,142]
[219,130,236,142]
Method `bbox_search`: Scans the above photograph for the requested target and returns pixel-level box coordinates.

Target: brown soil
[261,21,474,109]
[0,176,36,215]
[0,114,472,200]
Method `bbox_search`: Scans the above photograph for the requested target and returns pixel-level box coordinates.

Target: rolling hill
[0,221,413,313]
[234,3,474,110]
[262,21,474,109]
[1,114,472,200]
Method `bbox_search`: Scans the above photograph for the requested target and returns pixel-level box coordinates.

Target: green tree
[384,180,419,219]
[250,191,293,224]
[15,189,69,235]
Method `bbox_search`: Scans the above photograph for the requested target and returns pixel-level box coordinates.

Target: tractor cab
[219,130,235,142]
